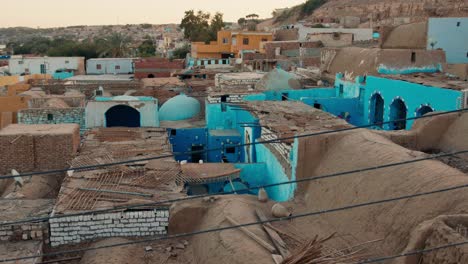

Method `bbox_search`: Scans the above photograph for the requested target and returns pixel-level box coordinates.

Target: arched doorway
[416,105,434,117]
[105,105,140,127]
[369,93,384,127]
[389,98,407,130]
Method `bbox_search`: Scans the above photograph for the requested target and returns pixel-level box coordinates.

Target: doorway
[370,93,384,127]
[389,98,407,130]
[105,105,140,127]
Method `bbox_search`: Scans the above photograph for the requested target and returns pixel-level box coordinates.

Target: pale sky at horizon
[0,0,305,28]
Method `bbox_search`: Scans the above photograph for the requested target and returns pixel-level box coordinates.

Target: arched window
[369,93,384,127]
[389,98,407,130]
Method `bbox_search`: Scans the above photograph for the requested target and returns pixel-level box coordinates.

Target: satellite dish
[12,169,24,188]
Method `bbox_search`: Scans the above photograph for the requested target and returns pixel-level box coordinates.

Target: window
[18,61,24,65]
[457,22,461,27]
[314,103,322,110]
[170,129,177,136]
[281,93,289,101]
[261,38,268,42]
[47,114,54,121]
[95,90,103,96]
[96,64,102,70]
[65,60,69,64]
[115,65,121,70]
[339,84,344,96]
[243,38,249,45]
[411,52,416,63]
[40,64,46,74]
[222,38,229,44]
[226,147,236,154]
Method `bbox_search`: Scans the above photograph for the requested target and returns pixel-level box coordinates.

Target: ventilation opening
[147,74,155,78]
[170,129,177,136]
[281,93,289,101]
[220,95,228,103]
[314,103,322,109]
[226,147,236,154]
[47,114,54,121]
[411,52,416,63]
[457,21,461,27]
[191,145,204,163]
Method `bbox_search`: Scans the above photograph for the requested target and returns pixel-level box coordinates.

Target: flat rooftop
[54,128,185,214]
[65,74,134,82]
[239,101,351,143]
[382,73,468,91]
[0,124,80,136]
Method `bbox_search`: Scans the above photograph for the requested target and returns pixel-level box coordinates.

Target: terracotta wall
[0,96,30,129]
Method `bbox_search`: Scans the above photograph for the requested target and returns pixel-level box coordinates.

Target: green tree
[301,0,326,17]
[138,36,156,57]
[96,33,132,58]
[180,10,224,43]
[172,44,191,59]
[238,18,247,28]
[209,13,225,41]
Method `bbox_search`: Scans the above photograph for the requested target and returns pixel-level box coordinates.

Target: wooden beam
[256,209,290,258]
[78,187,153,198]
[225,216,277,254]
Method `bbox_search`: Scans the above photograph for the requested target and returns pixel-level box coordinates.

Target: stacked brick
[134,58,185,79]
[0,124,80,174]
[18,108,86,130]
[0,223,47,242]
[49,209,170,247]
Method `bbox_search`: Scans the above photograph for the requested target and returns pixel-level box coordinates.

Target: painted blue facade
[427,18,468,64]
[169,128,208,162]
[53,71,74,80]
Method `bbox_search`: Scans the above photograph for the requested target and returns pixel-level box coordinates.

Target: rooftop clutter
[159,93,201,121]
[256,68,303,91]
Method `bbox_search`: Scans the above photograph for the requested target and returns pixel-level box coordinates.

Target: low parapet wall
[49,208,169,247]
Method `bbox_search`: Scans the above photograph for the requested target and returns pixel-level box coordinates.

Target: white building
[86,58,135,75]
[8,56,85,75]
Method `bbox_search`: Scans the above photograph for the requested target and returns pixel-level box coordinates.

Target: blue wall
[169,128,208,162]
[427,18,468,64]
[363,76,463,129]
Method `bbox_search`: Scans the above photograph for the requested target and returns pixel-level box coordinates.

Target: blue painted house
[427,17,468,64]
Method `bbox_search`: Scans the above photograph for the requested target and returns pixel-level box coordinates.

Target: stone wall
[214,73,265,91]
[18,108,86,130]
[49,209,169,247]
[264,41,322,60]
[0,223,47,242]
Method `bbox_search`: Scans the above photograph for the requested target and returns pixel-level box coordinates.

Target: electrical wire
[2,181,468,263]
[1,150,466,227]
[1,107,466,180]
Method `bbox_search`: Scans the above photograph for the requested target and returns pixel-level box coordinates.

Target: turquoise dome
[159,94,201,121]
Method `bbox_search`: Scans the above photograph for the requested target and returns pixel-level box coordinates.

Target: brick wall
[49,209,169,247]
[307,33,354,47]
[134,58,185,79]
[274,29,299,41]
[0,223,48,242]
[18,108,86,130]
[0,125,80,174]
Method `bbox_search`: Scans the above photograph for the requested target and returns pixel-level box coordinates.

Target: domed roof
[41,98,70,109]
[256,68,302,91]
[159,94,201,121]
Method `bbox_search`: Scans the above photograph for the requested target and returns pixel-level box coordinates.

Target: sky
[0,0,305,28]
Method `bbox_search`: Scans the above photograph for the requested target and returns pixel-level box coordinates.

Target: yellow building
[191,30,273,59]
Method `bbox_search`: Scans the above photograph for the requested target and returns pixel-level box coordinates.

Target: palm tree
[96,33,132,58]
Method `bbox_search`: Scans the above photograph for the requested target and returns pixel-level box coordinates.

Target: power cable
[2,181,468,263]
[1,108,466,180]
[1,150,466,227]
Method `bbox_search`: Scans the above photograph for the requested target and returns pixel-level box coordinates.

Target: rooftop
[382,73,468,91]
[54,128,185,214]
[65,74,134,82]
[0,124,80,136]
[239,101,351,143]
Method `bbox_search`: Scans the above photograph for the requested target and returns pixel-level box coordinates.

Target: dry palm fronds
[283,234,365,264]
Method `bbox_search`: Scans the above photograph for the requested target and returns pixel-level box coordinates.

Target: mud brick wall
[0,135,35,174]
[134,59,185,79]
[34,133,80,171]
[18,108,86,130]
[0,223,48,242]
[0,126,80,174]
[49,209,169,247]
